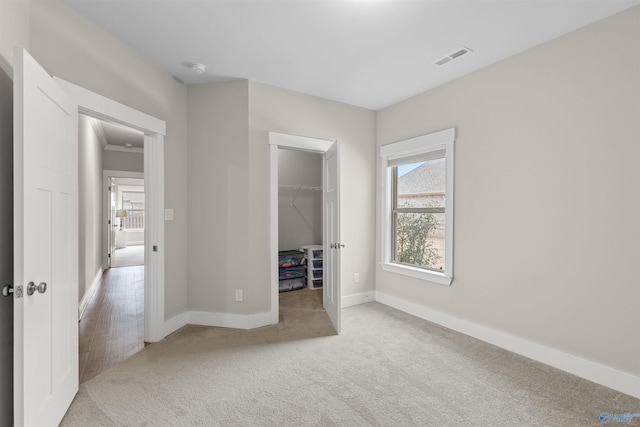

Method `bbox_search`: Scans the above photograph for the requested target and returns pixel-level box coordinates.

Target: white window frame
[380,128,455,286]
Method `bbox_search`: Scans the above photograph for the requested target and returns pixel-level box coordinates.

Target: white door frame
[268,132,336,325]
[55,78,167,343]
[102,170,144,268]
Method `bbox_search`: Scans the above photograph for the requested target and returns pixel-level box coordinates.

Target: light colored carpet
[61,301,639,426]
[112,245,144,268]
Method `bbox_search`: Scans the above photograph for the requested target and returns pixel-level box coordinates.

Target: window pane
[394,212,445,271]
[123,191,144,207]
[396,158,445,209]
[122,191,145,230]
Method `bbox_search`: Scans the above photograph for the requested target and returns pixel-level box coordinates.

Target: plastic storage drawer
[279,277,305,292]
[311,269,323,279]
[312,260,323,269]
[279,266,305,280]
[278,250,305,267]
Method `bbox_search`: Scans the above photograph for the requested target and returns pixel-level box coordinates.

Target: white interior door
[14,48,79,426]
[109,179,116,267]
[323,141,341,333]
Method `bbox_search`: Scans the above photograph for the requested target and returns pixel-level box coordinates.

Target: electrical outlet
[164,208,174,221]
[354,273,360,283]
[235,290,243,302]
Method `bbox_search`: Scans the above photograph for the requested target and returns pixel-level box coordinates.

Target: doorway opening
[269,132,341,333]
[108,177,145,269]
[78,115,147,383]
[277,148,324,314]
[54,76,166,344]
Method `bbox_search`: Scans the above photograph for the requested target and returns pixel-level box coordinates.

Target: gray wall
[187,81,250,314]
[78,116,104,303]
[376,6,640,376]
[278,149,322,251]
[103,150,144,173]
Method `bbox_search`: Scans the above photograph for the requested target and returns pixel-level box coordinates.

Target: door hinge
[108,253,111,258]
[108,186,111,191]
[108,219,111,225]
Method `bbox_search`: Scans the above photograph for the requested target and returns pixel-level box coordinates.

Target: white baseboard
[375,291,640,399]
[342,291,377,308]
[163,312,188,338]
[164,310,274,337]
[78,268,103,320]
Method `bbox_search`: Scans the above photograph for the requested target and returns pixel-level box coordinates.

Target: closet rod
[279,184,323,191]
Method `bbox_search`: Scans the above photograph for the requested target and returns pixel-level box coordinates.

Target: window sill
[381,262,452,286]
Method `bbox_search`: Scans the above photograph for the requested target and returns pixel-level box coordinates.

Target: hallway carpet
[112,245,144,268]
[62,300,639,426]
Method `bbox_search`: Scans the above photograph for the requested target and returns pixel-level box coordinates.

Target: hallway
[79,266,144,383]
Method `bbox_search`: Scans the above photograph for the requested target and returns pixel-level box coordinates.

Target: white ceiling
[63,0,638,111]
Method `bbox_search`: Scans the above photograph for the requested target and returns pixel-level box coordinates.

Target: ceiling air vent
[434,46,473,67]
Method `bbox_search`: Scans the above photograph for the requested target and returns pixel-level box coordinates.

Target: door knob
[2,285,13,297]
[27,281,47,296]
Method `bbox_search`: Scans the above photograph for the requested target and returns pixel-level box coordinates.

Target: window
[122,191,145,230]
[380,128,454,285]
[393,157,446,271]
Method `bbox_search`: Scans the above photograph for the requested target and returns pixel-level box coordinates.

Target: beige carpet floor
[112,245,144,268]
[61,296,639,426]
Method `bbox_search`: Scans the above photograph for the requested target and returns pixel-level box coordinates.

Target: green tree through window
[395,207,441,268]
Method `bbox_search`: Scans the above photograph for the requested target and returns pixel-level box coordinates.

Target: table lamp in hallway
[116,209,127,230]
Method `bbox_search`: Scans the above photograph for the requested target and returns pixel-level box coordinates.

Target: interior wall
[103,150,144,173]
[278,149,322,251]
[249,81,377,313]
[27,0,189,321]
[0,0,29,76]
[376,6,640,377]
[187,81,250,315]
[78,115,104,303]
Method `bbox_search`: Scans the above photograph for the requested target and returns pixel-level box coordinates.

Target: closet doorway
[269,132,342,333]
[277,149,324,312]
